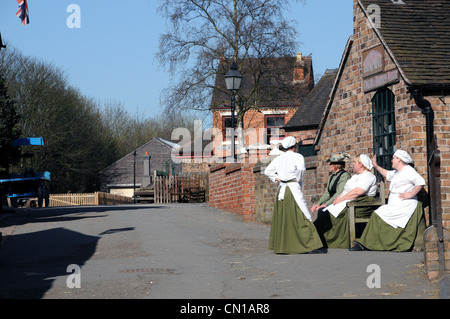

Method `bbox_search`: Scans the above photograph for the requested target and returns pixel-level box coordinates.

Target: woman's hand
[399,185,423,200]
[333,196,343,205]
[399,192,415,200]
[311,204,326,212]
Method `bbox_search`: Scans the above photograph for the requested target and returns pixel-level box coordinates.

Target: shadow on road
[0,227,99,298]
[0,205,165,298]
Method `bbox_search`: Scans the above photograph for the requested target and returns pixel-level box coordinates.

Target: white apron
[324,199,351,218]
[374,166,425,229]
[323,171,377,218]
[278,181,312,222]
[374,194,418,229]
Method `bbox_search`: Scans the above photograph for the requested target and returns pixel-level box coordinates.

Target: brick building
[313,0,450,226]
[209,0,450,231]
[210,53,314,160]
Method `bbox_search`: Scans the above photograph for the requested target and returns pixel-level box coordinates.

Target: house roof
[173,128,214,157]
[283,69,338,130]
[211,54,314,110]
[359,0,450,88]
[100,137,180,172]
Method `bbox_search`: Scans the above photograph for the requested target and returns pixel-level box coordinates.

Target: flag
[16,0,30,26]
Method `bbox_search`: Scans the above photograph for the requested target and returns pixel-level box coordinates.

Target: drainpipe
[411,90,434,222]
[412,90,434,170]
[411,89,445,277]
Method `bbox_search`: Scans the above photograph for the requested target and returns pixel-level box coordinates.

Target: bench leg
[348,206,356,249]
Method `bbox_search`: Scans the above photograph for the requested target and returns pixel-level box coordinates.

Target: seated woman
[314,154,377,248]
[351,150,426,252]
[311,152,351,218]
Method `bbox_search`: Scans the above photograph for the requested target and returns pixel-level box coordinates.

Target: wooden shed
[99,138,181,197]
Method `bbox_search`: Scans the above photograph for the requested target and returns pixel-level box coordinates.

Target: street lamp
[224,62,242,160]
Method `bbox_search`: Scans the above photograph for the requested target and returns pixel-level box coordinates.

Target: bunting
[16,0,30,25]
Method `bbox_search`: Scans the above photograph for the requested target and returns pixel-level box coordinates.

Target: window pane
[276,117,285,126]
[266,117,275,127]
[372,89,396,176]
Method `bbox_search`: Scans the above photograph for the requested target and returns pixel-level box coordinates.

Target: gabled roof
[100,137,180,172]
[283,69,338,130]
[173,128,214,158]
[359,0,450,88]
[211,54,314,109]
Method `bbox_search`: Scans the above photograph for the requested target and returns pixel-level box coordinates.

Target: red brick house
[210,53,314,161]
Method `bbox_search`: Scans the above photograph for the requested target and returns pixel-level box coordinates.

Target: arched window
[372,88,396,174]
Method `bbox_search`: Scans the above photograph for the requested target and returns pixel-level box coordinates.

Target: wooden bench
[170,178,206,203]
[347,181,386,249]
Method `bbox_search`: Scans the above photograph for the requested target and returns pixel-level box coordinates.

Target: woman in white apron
[314,154,377,248]
[351,150,426,252]
[264,136,324,254]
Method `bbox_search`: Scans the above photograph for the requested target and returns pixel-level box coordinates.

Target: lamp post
[224,62,242,161]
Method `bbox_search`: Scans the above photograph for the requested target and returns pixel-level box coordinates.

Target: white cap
[360,154,373,170]
[394,150,413,164]
[281,136,297,149]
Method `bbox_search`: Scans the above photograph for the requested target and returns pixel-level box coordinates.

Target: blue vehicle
[0,137,51,208]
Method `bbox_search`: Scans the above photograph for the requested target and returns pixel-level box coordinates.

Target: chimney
[294,52,305,82]
[142,152,151,187]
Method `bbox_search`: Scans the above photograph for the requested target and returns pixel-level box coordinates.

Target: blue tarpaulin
[11,137,44,147]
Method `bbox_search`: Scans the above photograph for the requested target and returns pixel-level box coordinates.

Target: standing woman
[264,136,324,254]
[351,150,426,252]
[314,154,378,248]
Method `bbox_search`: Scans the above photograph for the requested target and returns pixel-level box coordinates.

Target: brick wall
[209,156,320,223]
[209,161,257,221]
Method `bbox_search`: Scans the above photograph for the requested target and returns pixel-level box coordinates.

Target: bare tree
[157,0,304,151]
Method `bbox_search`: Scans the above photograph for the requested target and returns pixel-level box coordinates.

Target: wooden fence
[48,173,208,206]
[153,173,209,204]
[49,192,132,207]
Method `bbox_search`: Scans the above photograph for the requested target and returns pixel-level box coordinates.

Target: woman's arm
[372,155,388,178]
[333,187,365,205]
[399,185,423,200]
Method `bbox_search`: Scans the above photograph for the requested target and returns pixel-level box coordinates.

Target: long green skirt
[269,186,323,254]
[358,201,425,252]
[314,196,376,249]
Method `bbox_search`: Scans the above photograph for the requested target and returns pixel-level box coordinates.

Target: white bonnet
[360,154,373,170]
[394,150,413,164]
[281,136,297,149]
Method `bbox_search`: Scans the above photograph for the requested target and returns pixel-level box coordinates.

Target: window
[297,138,316,157]
[265,115,285,144]
[222,115,237,141]
[372,88,396,176]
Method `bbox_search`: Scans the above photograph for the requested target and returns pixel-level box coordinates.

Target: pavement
[0,203,443,300]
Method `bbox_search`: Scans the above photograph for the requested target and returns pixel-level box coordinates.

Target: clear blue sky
[0,0,353,121]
